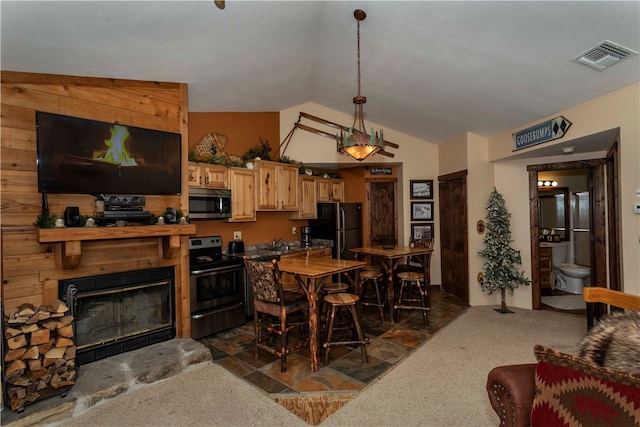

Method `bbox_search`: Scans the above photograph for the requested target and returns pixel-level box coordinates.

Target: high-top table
[277,257,365,371]
[350,245,434,322]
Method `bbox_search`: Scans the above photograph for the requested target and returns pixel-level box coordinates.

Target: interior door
[438,172,469,303]
[367,181,396,245]
[606,139,621,291]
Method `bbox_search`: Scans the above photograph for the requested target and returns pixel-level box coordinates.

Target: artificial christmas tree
[479,188,530,313]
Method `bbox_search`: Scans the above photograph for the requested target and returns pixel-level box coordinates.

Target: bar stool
[394,271,429,326]
[359,269,385,322]
[319,282,350,333]
[322,293,369,366]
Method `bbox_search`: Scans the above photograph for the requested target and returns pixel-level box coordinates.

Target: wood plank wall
[1,71,192,337]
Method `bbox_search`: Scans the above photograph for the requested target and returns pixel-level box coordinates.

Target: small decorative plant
[242,137,272,161]
[478,188,530,313]
[33,212,58,229]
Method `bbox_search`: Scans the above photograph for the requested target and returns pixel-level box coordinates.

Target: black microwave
[188,188,232,219]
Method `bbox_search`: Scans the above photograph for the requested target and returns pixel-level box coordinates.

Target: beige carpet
[51,306,587,427]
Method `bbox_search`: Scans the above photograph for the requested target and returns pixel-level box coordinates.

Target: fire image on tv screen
[36,112,182,195]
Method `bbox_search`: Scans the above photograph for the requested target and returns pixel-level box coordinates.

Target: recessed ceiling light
[562,147,575,154]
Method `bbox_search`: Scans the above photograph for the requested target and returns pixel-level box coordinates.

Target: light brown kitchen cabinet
[317,177,344,202]
[227,167,256,222]
[291,175,317,219]
[188,162,228,188]
[254,160,299,211]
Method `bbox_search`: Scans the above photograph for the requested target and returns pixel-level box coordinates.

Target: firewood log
[55,337,74,348]
[17,303,36,317]
[7,334,27,350]
[6,359,26,377]
[44,346,66,360]
[38,339,54,355]
[57,324,74,338]
[5,326,23,338]
[28,368,47,381]
[51,299,69,314]
[64,346,77,360]
[57,316,74,326]
[41,320,58,330]
[27,358,42,371]
[21,345,40,360]
[29,328,50,345]
[20,323,40,334]
[5,348,27,362]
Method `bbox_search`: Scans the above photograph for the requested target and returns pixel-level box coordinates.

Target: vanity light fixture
[336,9,385,161]
[538,180,558,187]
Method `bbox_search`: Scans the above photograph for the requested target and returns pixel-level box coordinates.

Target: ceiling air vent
[574,40,638,71]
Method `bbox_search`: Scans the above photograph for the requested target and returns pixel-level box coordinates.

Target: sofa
[486,288,640,427]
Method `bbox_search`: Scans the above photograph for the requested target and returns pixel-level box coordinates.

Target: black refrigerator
[309,202,363,260]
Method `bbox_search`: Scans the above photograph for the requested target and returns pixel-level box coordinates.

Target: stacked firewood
[3,299,77,411]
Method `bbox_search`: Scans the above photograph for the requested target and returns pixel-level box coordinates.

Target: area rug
[541,295,586,311]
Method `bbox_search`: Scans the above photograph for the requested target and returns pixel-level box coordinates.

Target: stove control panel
[189,236,222,250]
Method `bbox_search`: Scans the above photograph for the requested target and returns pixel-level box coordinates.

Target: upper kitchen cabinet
[291,175,317,220]
[188,162,228,189]
[228,167,257,222]
[254,160,298,211]
[317,177,344,202]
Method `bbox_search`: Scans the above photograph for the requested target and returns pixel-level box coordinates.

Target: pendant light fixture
[337,9,384,161]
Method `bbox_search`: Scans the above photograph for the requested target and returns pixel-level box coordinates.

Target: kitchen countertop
[228,239,333,260]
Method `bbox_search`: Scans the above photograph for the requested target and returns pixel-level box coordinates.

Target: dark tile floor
[198,288,469,396]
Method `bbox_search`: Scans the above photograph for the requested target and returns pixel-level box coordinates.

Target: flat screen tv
[36,112,182,195]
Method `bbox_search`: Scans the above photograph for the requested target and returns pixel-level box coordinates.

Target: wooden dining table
[350,245,434,322]
[277,256,366,371]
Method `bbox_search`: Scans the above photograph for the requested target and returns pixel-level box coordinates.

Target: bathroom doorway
[527,152,620,311]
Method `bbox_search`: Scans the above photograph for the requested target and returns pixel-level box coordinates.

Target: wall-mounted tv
[36,112,182,195]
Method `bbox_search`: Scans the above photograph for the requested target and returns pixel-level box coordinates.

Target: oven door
[190,264,245,313]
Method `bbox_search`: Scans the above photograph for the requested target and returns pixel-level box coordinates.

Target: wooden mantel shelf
[37,224,197,269]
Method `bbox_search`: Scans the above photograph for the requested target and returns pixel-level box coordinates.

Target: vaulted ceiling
[2,1,639,146]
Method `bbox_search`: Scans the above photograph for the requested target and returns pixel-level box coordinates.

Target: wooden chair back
[244,258,284,304]
[583,287,640,329]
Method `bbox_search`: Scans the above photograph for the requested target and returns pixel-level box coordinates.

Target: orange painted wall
[188,112,309,246]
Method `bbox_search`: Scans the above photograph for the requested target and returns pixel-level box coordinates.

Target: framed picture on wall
[410,180,433,199]
[411,223,434,240]
[411,201,434,221]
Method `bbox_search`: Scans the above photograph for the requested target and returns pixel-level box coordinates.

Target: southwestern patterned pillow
[531,344,640,427]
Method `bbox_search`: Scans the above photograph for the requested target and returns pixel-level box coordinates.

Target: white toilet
[550,242,589,294]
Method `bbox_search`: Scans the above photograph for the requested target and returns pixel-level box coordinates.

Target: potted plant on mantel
[478,188,530,313]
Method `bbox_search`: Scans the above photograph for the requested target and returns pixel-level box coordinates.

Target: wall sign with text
[512,116,571,151]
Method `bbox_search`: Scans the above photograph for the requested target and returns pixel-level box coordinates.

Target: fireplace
[59,267,175,365]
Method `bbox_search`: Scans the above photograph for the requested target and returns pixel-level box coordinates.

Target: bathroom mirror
[538,187,569,241]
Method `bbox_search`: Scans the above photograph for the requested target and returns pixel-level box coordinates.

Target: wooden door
[606,139,621,291]
[367,181,396,245]
[438,172,468,303]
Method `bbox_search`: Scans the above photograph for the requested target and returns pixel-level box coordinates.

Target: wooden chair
[583,287,640,329]
[322,292,369,366]
[244,258,309,372]
[359,269,385,322]
[394,238,434,326]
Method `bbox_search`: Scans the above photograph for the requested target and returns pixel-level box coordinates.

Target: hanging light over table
[337,9,385,161]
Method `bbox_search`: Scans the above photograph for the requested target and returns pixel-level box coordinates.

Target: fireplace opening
[59,267,175,365]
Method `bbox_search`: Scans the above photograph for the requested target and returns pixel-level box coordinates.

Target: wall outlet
[233,231,242,240]
[292,226,297,235]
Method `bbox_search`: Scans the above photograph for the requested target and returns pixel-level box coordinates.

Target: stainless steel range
[189,236,246,339]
